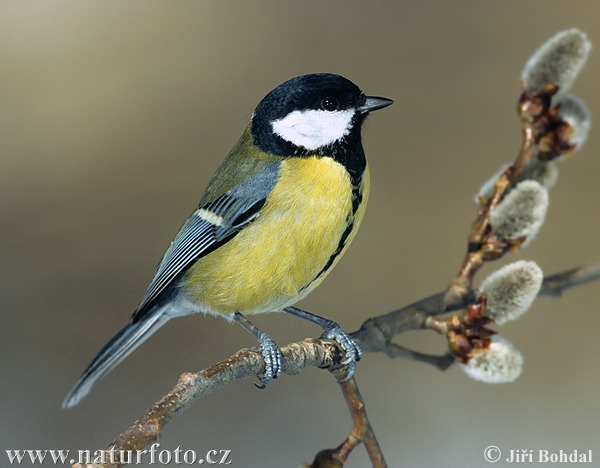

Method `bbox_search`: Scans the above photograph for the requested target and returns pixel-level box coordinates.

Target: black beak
[358,96,394,114]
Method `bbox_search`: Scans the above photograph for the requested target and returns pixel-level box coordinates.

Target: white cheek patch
[271,109,355,150]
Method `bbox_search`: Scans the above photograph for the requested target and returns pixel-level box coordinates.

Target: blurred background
[1,2,599,467]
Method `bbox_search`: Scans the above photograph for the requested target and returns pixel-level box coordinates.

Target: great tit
[63,73,393,408]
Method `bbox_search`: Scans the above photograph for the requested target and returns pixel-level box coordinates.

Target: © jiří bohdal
[505,448,593,464]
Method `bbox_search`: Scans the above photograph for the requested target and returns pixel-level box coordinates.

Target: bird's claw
[320,324,362,381]
[254,333,283,389]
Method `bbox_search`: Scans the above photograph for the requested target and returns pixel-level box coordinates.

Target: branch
[73,262,600,468]
[443,79,583,309]
[540,264,600,297]
[307,378,386,468]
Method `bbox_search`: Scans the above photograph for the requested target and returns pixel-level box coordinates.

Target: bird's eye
[320,97,339,111]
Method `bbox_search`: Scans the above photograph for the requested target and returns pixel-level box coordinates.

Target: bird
[62,73,393,408]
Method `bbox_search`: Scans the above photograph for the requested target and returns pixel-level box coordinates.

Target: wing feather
[132,161,280,320]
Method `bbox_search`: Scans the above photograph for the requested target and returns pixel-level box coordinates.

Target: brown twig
[443,87,560,309]
[73,340,341,468]
[307,378,386,468]
[73,263,599,468]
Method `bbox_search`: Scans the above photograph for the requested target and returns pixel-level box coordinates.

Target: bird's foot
[254,332,283,389]
[320,323,362,381]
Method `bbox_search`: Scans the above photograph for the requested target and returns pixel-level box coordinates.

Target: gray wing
[132,162,280,321]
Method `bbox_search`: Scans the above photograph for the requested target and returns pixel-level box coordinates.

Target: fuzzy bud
[461,336,523,383]
[522,29,591,96]
[554,94,592,150]
[479,260,543,325]
[490,180,549,246]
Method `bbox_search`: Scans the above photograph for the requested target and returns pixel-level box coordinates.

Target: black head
[251,74,392,160]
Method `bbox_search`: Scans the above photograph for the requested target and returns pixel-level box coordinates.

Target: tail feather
[62,312,168,408]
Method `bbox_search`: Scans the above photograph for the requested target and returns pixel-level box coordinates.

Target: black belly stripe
[350,183,363,213]
[311,218,355,281]
[299,182,363,292]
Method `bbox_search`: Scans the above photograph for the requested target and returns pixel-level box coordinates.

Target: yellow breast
[184,156,369,315]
